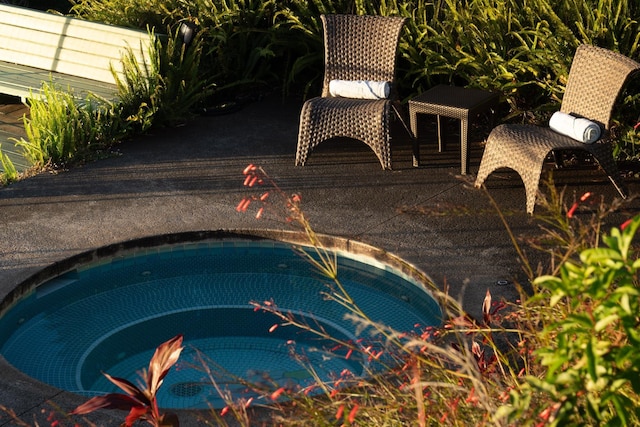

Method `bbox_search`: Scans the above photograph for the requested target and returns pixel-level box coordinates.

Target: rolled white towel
[329,80,390,100]
[549,111,601,144]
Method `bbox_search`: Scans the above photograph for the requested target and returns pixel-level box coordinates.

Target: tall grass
[70,0,640,100]
[115,26,210,130]
[223,169,640,426]
[12,85,121,168]
[0,145,18,184]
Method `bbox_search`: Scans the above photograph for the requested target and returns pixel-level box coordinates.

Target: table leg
[460,117,468,175]
[409,110,420,167]
[436,115,443,152]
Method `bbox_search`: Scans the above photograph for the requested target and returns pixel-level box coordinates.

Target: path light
[179,21,197,45]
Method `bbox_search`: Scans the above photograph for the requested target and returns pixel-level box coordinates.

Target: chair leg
[372,119,392,170]
[607,174,629,199]
[295,128,309,167]
[295,103,314,167]
[521,164,545,214]
[585,144,629,199]
[475,141,500,188]
[475,125,550,214]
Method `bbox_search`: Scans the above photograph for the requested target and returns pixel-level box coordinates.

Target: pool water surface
[0,237,441,409]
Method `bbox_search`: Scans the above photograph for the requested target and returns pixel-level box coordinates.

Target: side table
[409,85,500,174]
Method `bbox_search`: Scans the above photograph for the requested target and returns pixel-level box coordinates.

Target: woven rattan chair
[475,44,640,214]
[295,14,406,170]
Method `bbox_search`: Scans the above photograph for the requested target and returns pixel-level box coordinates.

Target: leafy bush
[500,215,640,426]
[69,0,180,29]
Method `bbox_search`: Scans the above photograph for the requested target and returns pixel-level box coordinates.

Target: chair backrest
[320,14,406,98]
[561,44,640,130]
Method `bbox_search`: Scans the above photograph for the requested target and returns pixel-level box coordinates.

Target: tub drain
[170,382,204,398]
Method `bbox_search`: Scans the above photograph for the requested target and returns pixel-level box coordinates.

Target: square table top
[409,85,499,112]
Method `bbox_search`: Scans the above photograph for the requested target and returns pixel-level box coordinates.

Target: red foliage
[71,335,184,427]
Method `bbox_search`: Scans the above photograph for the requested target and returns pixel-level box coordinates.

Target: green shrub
[504,225,640,425]
[154,26,211,124]
[498,191,640,426]
[0,145,18,185]
[11,85,122,168]
[70,0,181,29]
[115,26,210,130]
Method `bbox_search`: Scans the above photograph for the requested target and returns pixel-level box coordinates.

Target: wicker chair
[295,14,406,170]
[475,44,640,214]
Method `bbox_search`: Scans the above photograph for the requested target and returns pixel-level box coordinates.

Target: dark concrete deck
[0,93,638,425]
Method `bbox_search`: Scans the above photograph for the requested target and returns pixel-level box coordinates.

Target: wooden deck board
[0,61,119,101]
[0,98,30,173]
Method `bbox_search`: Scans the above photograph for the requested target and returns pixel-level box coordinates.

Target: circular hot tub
[0,231,441,409]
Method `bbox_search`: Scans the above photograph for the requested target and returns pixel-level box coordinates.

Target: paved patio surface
[0,93,638,425]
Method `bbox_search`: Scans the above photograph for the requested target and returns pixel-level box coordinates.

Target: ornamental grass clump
[115,26,211,131]
[232,166,640,426]
[12,84,122,169]
[233,165,530,426]
[0,144,18,184]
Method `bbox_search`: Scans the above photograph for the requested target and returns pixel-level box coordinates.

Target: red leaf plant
[71,334,184,427]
